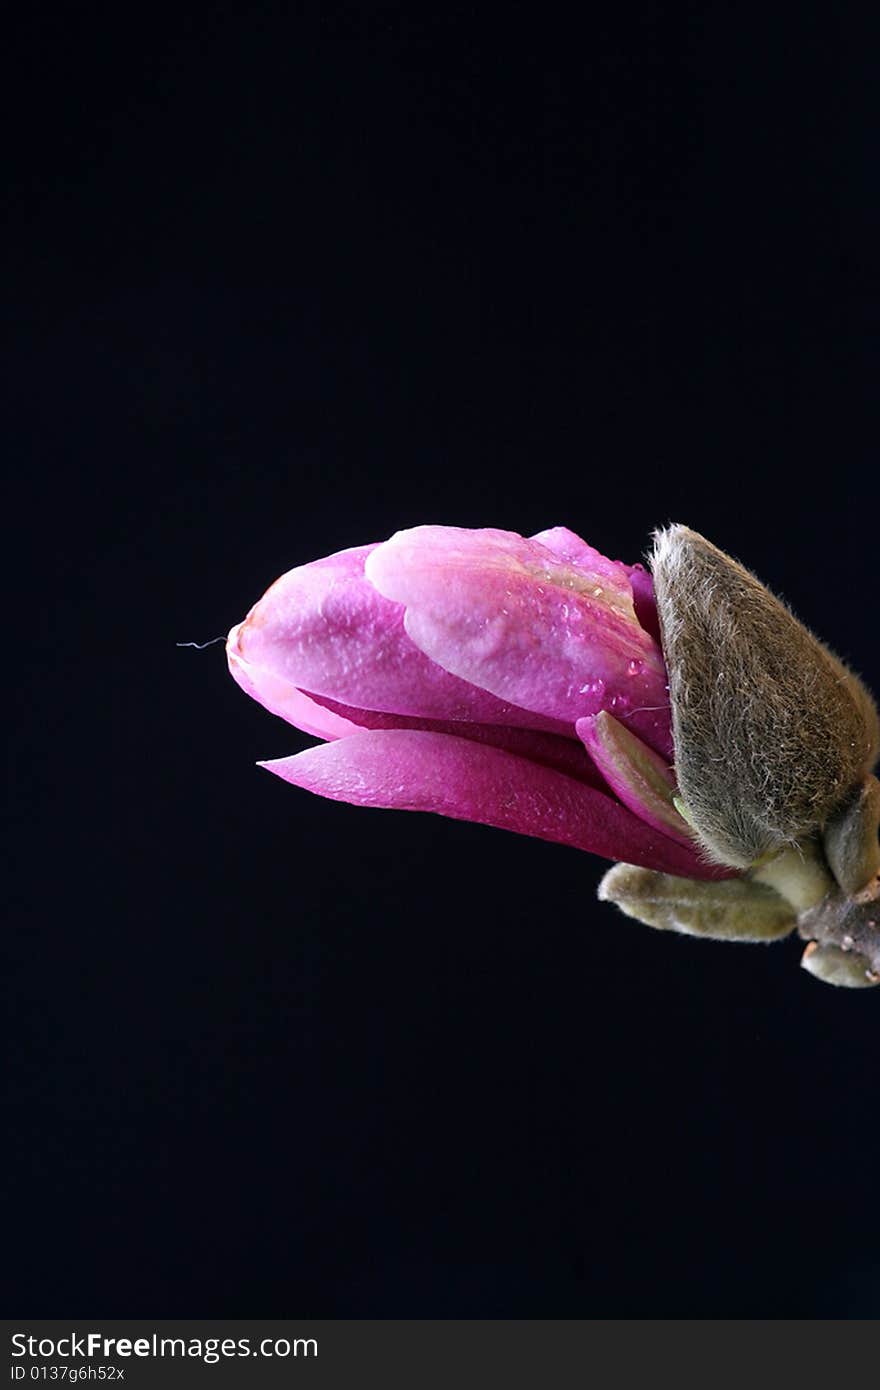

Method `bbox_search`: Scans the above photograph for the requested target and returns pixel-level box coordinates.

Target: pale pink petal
[226,631,362,740]
[529,526,633,588]
[259,729,724,878]
[365,526,672,754]
[228,543,569,736]
[577,711,694,846]
[534,528,662,644]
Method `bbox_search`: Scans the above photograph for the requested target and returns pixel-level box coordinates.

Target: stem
[797,882,880,984]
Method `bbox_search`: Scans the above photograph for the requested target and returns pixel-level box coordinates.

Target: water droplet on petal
[626,658,645,676]
[579,678,606,698]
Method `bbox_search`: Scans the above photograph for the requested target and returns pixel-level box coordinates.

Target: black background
[7,8,880,1316]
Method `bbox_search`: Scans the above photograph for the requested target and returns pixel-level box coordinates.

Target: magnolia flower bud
[229,520,879,991]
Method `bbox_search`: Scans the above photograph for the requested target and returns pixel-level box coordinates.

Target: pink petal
[577,711,695,846]
[259,729,724,878]
[529,526,633,587]
[228,543,569,736]
[534,528,662,644]
[304,693,608,788]
[226,630,362,740]
[228,635,603,786]
[365,526,673,754]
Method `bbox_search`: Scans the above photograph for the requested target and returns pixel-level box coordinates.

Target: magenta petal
[259,730,724,878]
[623,563,662,645]
[228,543,569,736]
[228,641,601,780]
[365,525,672,753]
[305,693,607,788]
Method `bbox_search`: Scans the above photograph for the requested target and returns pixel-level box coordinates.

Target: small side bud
[822,774,880,898]
[650,526,879,868]
[598,863,797,942]
[800,941,879,989]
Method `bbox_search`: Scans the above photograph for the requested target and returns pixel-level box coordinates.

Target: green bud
[796,885,880,981]
[822,774,880,898]
[598,863,797,942]
[800,941,879,989]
